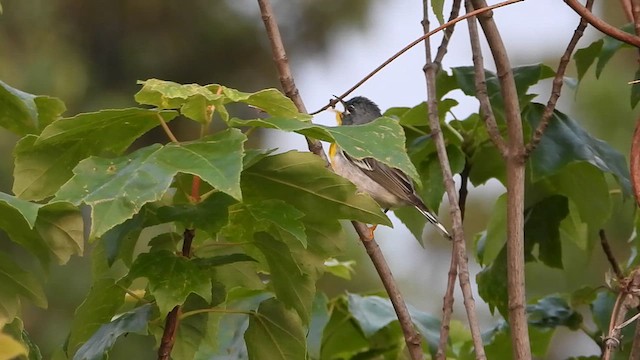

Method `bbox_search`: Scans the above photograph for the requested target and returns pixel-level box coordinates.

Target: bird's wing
[342,151,416,201]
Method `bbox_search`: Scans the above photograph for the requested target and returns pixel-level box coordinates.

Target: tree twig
[310,0,524,115]
[435,163,469,359]
[433,0,462,68]
[258,1,424,358]
[464,0,508,157]
[599,229,624,281]
[564,0,640,47]
[603,269,640,359]
[524,0,593,157]
[469,0,529,358]
[422,2,486,359]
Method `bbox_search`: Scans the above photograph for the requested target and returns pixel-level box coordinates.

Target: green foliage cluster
[0,27,638,360]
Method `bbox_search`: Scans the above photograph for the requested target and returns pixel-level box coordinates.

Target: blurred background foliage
[0,0,638,359]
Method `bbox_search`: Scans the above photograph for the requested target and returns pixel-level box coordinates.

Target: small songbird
[329,96,451,239]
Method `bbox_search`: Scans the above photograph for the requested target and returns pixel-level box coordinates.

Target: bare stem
[433,0,462,67]
[157,113,179,144]
[599,229,624,280]
[564,0,640,47]
[469,0,529,358]
[422,2,485,358]
[524,0,593,157]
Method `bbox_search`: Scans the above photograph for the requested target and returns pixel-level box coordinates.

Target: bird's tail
[416,205,452,239]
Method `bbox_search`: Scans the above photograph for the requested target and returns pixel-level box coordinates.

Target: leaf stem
[156,113,180,144]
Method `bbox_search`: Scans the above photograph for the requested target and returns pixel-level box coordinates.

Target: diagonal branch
[464,0,508,158]
[257,1,424,358]
[524,0,593,157]
[564,0,640,47]
[422,2,486,359]
[433,0,462,67]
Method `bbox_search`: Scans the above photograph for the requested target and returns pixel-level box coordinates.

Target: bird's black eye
[346,105,355,113]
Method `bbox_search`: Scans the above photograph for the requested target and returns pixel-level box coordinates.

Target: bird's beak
[332,95,347,125]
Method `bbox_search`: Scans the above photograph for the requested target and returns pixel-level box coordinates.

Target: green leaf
[527,295,582,330]
[0,80,66,136]
[245,298,306,360]
[308,293,330,359]
[347,293,441,356]
[574,39,603,82]
[230,116,421,184]
[477,248,508,317]
[242,151,390,226]
[2,318,40,360]
[100,209,146,267]
[321,297,369,359]
[35,201,84,264]
[595,24,634,78]
[253,232,314,325]
[128,251,211,315]
[524,195,568,269]
[135,79,221,123]
[525,103,631,196]
[0,192,51,266]
[67,278,128,356]
[246,200,307,247]
[431,0,444,24]
[13,109,178,201]
[72,304,152,360]
[212,86,307,120]
[323,258,355,280]
[55,129,245,238]
[0,252,47,321]
[475,194,507,266]
[192,253,257,268]
[158,192,236,237]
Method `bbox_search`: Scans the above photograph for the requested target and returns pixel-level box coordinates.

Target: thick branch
[524,0,592,157]
[422,2,486,359]
[469,0,529,358]
[464,1,508,157]
[564,0,640,47]
[257,1,423,358]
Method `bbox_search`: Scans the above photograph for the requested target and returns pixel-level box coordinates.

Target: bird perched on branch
[329,96,451,239]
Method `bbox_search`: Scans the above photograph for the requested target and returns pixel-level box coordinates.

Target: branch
[257,0,327,162]
[599,229,624,281]
[435,163,469,359]
[310,0,524,115]
[464,0,508,157]
[564,0,640,47]
[524,0,593,157]
[422,2,486,358]
[433,0,462,67]
[257,1,424,358]
[469,0,529,358]
[632,117,640,207]
[603,269,640,359]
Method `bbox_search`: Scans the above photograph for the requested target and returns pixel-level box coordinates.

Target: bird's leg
[366,209,390,240]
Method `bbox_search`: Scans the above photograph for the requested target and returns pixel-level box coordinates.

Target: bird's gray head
[340,96,382,125]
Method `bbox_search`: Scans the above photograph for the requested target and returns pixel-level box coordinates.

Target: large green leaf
[527,295,582,330]
[573,23,634,81]
[230,116,420,184]
[307,293,330,359]
[241,151,390,226]
[525,103,631,195]
[13,109,178,201]
[0,252,47,322]
[210,85,307,120]
[244,298,306,360]
[67,278,128,357]
[320,297,369,359]
[156,192,236,237]
[253,232,314,325]
[127,251,211,316]
[72,304,152,360]
[477,248,509,317]
[55,129,245,238]
[0,80,66,136]
[524,195,568,269]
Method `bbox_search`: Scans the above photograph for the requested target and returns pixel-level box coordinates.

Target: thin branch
[158,306,181,360]
[629,312,640,359]
[464,0,508,157]
[599,229,624,281]
[469,0,529,358]
[632,117,640,207]
[433,0,462,67]
[632,0,640,37]
[435,163,469,359]
[623,0,635,22]
[257,0,327,162]
[258,1,424,358]
[564,0,640,47]
[157,113,179,144]
[422,2,486,359]
[603,270,640,359]
[309,0,524,115]
[524,0,593,157]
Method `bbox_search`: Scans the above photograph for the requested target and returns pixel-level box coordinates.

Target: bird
[328,96,451,239]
